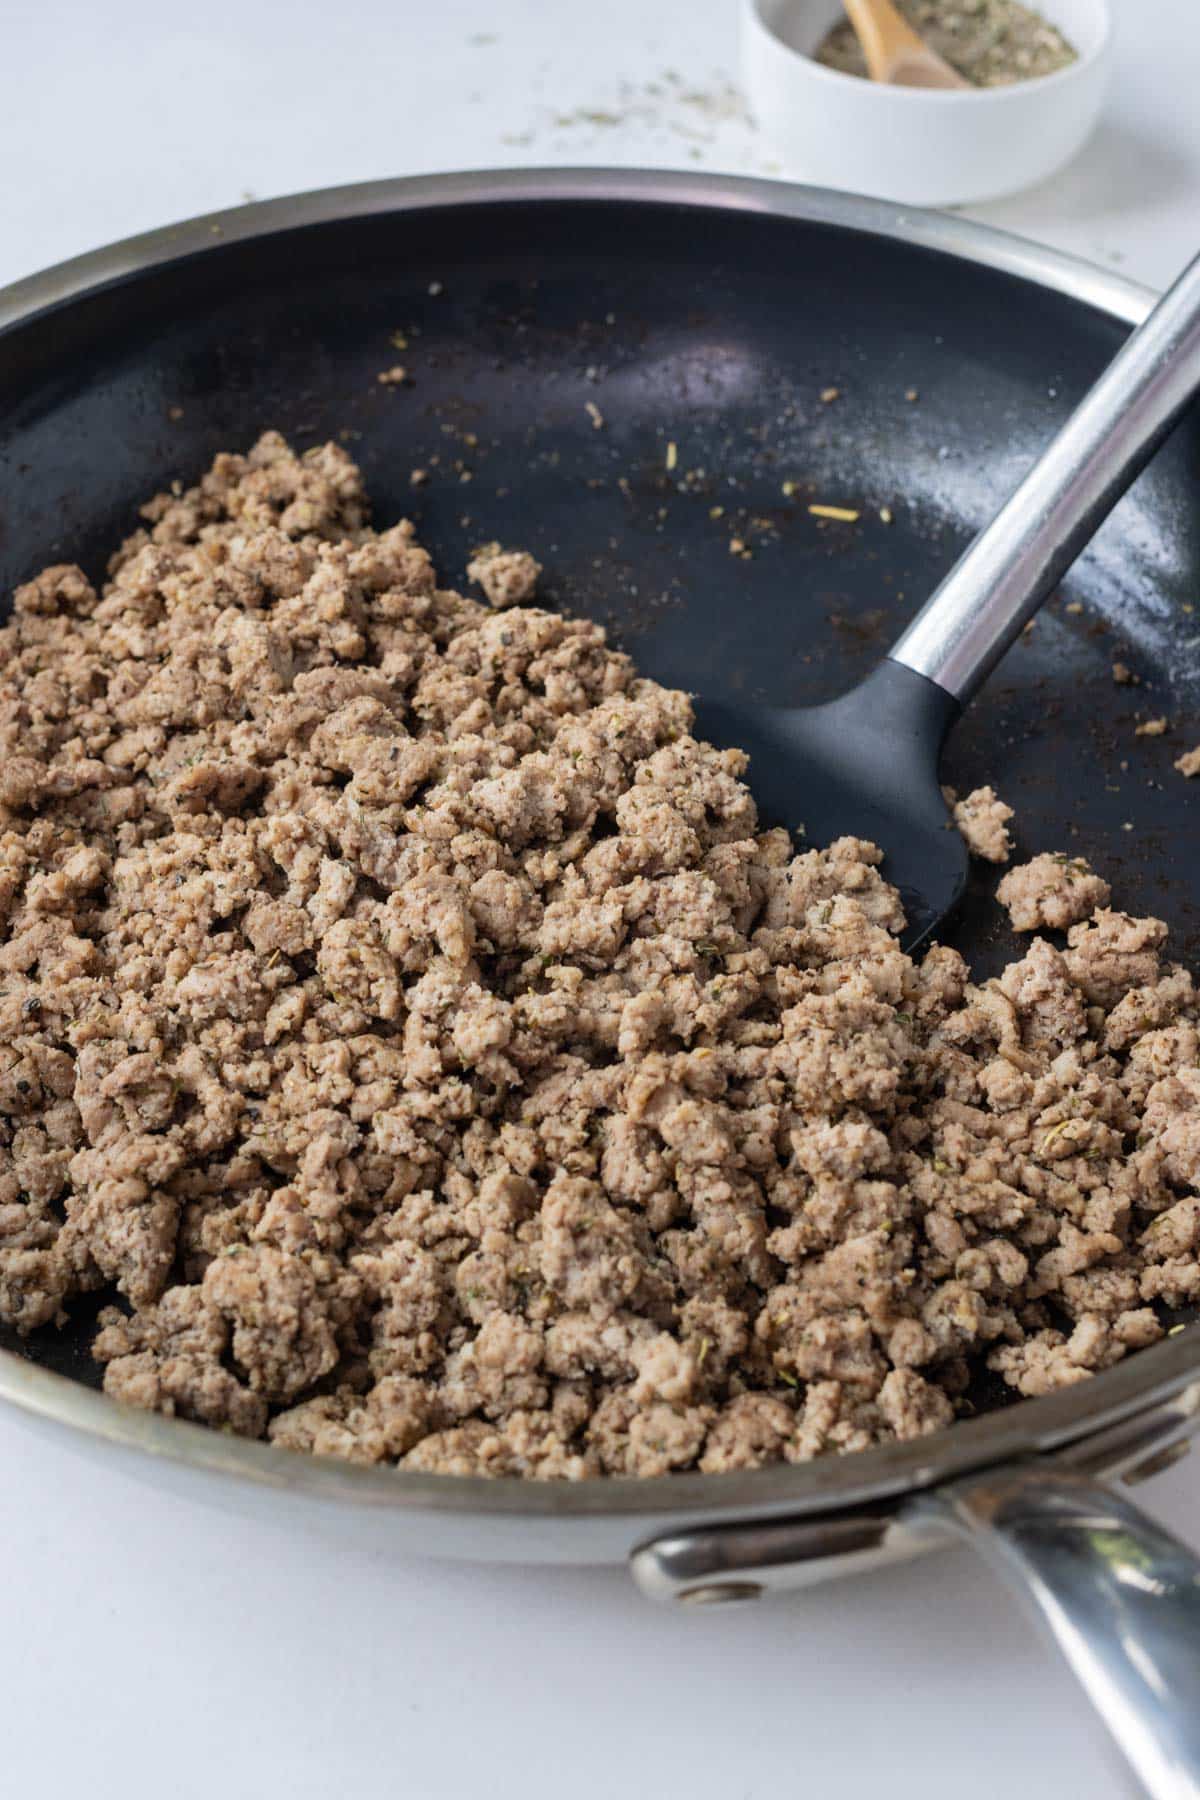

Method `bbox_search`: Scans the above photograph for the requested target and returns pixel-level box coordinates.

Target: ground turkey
[943,784,1013,864]
[0,432,1193,1479]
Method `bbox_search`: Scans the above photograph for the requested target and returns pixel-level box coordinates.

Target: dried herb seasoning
[815,0,1078,88]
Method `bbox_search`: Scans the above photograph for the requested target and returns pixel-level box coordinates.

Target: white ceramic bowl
[741,0,1112,207]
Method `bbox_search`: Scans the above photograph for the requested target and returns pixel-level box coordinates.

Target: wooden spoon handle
[840,0,969,87]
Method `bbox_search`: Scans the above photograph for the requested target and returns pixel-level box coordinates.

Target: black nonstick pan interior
[3,180,1199,1396]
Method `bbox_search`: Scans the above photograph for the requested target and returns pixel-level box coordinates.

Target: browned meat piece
[942,784,1013,863]
[997,852,1111,931]
[466,541,542,608]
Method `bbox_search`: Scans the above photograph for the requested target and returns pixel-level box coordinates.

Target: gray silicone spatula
[707,250,1200,950]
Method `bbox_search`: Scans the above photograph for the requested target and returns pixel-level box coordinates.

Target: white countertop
[2,3,1198,1796]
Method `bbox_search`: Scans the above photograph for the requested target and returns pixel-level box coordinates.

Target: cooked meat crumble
[0,433,1194,1479]
[997,852,1111,932]
[943,784,1013,864]
[466,542,542,610]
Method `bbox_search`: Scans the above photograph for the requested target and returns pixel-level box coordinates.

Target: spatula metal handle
[890,249,1200,705]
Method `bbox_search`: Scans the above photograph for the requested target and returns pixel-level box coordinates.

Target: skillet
[2,169,1200,1792]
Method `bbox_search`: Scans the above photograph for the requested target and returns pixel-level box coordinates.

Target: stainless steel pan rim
[0,164,1189,1531]
[2,1313,1197,1521]
[0,164,1156,338]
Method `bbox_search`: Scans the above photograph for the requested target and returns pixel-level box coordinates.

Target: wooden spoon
[840,0,970,88]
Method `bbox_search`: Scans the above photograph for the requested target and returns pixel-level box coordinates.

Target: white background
[2,3,1198,1795]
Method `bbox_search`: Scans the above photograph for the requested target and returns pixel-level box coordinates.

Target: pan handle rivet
[678,1581,763,1607]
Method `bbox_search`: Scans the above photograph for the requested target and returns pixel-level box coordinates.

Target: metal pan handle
[889,249,1200,706]
[633,1453,1200,1792]
[916,1465,1200,1799]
